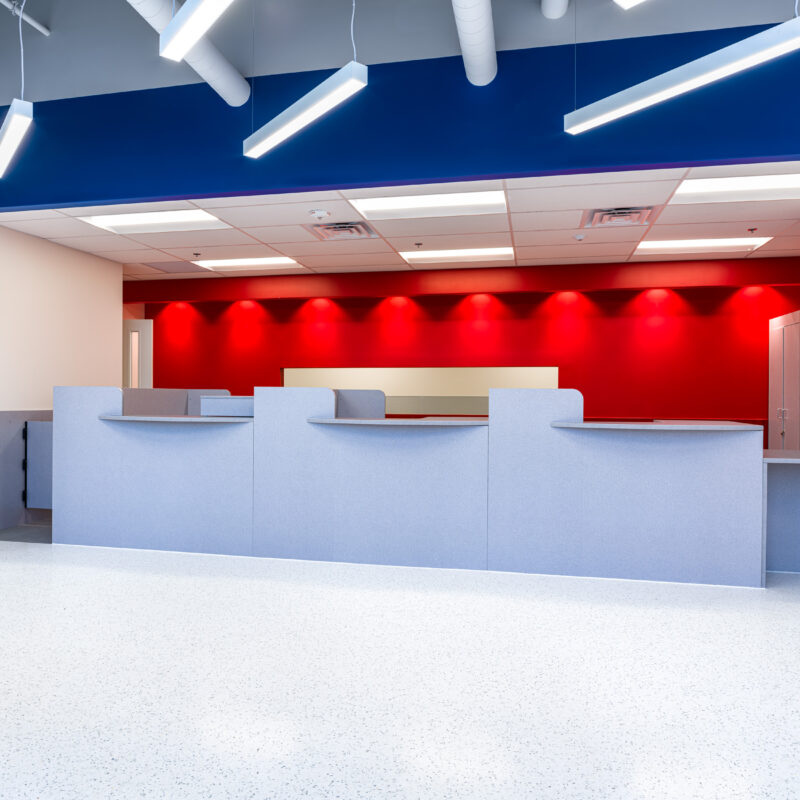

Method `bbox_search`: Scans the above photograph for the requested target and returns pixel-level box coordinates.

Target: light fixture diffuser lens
[160,0,238,62]
[614,0,649,8]
[80,209,229,234]
[637,237,772,253]
[672,173,800,203]
[244,61,368,159]
[350,190,507,220]
[400,246,515,263]
[0,99,33,179]
[193,256,299,270]
[565,17,800,135]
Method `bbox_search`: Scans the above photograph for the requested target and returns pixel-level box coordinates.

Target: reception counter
[53,387,767,587]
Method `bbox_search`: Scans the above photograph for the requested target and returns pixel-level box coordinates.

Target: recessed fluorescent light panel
[400,247,515,264]
[637,237,772,254]
[192,256,300,270]
[565,17,800,134]
[81,209,229,234]
[672,173,800,204]
[160,0,238,62]
[614,0,650,8]
[349,190,507,220]
[0,99,33,179]
[243,61,368,159]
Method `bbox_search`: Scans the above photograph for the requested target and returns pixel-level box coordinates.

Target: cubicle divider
[52,386,768,587]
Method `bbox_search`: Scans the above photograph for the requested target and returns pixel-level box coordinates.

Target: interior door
[123,319,154,389]
[769,325,785,449]
[783,323,800,451]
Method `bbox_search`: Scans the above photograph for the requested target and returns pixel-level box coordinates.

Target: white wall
[0,226,122,410]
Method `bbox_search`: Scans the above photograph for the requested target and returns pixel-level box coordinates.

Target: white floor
[1,543,799,800]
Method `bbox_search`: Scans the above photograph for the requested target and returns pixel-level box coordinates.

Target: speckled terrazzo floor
[0,542,799,800]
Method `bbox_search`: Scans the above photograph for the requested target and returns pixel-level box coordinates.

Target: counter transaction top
[99,415,252,424]
[551,420,763,432]
[764,449,800,464]
[307,417,489,427]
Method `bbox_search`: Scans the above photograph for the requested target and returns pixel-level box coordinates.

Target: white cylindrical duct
[0,0,51,35]
[451,0,497,86]
[126,0,250,107]
[541,0,570,20]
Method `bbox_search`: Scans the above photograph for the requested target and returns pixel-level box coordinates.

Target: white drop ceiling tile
[685,161,800,180]
[161,243,284,260]
[122,263,163,275]
[50,235,152,253]
[758,237,800,252]
[648,220,796,239]
[775,220,800,235]
[510,210,584,231]
[513,227,646,246]
[656,201,800,225]
[385,232,513,251]
[508,182,679,213]
[0,209,66,221]
[308,264,413,273]
[1,216,100,238]
[505,168,687,190]
[340,180,504,199]
[296,253,406,268]
[369,214,510,237]
[191,191,343,209]
[122,275,141,281]
[58,200,197,217]
[93,249,173,263]
[516,242,635,259]
[244,225,320,244]
[746,250,800,259]
[137,272,223,280]
[124,228,261,248]
[271,239,396,257]
[211,200,359,228]
[516,255,630,266]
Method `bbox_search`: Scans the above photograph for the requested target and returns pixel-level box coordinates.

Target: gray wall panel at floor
[0,410,53,529]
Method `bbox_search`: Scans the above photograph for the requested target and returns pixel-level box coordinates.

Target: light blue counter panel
[334,389,385,419]
[200,395,253,417]
[188,389,230,416]
[764,456,800,573]
[53,387,253,556]
[253,388,488,569]
[488,389,765,587]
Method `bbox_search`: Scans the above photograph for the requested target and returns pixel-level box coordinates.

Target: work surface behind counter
[52,387,766,587]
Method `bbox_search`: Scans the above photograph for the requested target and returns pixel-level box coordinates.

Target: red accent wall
[132,260,800,423]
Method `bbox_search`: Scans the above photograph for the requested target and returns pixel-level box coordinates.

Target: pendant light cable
[18,0,28,100]
[350,0,357,61]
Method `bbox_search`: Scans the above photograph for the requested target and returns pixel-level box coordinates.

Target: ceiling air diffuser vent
[583,206,657,228]
[305,221,379,241]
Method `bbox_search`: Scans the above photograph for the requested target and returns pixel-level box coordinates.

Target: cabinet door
[784,323,800,450]
[769,325,785,449]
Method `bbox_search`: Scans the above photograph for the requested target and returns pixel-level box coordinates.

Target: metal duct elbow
[541,0,570,20]
[126,0,250,107]
[451,0,497,86]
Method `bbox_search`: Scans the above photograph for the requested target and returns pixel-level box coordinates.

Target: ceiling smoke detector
[582,206,658,228]
[305,221,379,241]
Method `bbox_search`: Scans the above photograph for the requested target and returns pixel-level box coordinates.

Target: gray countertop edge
[99,415,253,424]
[551,421,763,431]
[307,417,489,427]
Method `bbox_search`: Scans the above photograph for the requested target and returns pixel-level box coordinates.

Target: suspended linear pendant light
[1,0,33,178]
[244,0,367,158]
[565,15,800,134]
[160,0,238,62]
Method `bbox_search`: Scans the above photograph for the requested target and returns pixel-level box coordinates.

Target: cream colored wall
[0,227,122,410]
